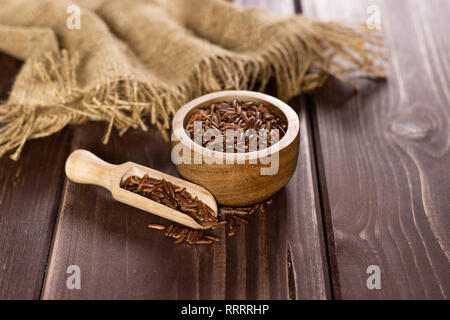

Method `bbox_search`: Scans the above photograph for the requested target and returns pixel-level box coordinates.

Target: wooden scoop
[65,149,217,229]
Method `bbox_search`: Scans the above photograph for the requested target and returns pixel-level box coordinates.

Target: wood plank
[303,0,450,299]
[42,0,330,299]
[223,97,331,300]
[42,124,232,299]
[0,53,71,299]
[42,103,330,300]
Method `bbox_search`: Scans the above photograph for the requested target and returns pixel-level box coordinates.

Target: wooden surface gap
[305,95,340,299]
[40,167,73,300]
[286,242,297,300]
[0,52,73,298]
[293,0,302,14]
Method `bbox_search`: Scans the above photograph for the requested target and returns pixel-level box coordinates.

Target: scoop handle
[65,149,116,190]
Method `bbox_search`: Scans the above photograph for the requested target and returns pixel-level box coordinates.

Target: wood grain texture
[0,53,71,299]
[222,97,331,300]
[2,0,449,301]
[41,101,330,299]
[41,0,330,300]
[42,124,229,299]
[303,0,450,299]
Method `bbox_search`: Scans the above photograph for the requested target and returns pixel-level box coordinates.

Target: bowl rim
[172,90,300,161]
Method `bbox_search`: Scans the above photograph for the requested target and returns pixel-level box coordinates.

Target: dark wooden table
[0,0,449,300]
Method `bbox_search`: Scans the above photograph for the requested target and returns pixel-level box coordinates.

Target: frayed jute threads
[0,0,386,160]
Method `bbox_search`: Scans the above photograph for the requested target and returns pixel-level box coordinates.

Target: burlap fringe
[0,19,387,160]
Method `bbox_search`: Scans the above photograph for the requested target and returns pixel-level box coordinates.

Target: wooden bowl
[172,90,299,206]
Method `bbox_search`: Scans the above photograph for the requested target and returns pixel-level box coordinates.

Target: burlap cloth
[0,0,385,160]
